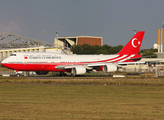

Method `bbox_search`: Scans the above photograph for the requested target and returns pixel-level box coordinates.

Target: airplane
[1,31,145,76]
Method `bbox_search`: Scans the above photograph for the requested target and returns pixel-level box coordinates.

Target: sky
[0,0,164,49]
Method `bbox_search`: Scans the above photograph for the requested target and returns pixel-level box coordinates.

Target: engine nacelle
[36,71,49,75]
[103,64,117,73]
[71,67,86,76]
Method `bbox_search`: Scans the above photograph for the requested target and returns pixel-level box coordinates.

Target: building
[0,32,73,62]
[54,36,103,48]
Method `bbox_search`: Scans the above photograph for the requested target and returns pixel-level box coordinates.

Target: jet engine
[36,71,49,75]
[103,64,117,73]
[71,67,86,76]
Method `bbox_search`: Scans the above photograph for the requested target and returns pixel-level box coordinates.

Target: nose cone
[1,58,13,69]
[1,60,5,64]
[1,59,7,66]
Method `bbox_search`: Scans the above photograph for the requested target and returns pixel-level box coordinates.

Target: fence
[0,71,16,76]
[120,68,156,73]
[0,71,29,76]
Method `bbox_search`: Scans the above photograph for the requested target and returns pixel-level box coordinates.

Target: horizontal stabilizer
[127,57,142,61]
[118,61,145,65]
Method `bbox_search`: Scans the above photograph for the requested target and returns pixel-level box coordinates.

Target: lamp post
[133,29,137,35]
[56,31,59,51]
[161,23,164,53]
[133,29,137,73]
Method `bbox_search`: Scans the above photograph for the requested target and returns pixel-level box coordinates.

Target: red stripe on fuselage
[100,54,131,63]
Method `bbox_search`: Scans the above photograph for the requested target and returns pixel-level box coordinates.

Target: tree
[102,44,111,54]
[81,44,92,54]
[141,48,157,58]
[109,45,123,54]
[70,45,82,54]
[70,44,123,55]
[91,45,102,54]
[97,49,109,54]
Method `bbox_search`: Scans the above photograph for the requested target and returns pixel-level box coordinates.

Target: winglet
[117,31,145,55]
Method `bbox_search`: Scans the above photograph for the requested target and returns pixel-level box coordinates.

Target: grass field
[1,82,164,119]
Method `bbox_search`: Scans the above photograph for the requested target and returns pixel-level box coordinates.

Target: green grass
[1,84,164,119]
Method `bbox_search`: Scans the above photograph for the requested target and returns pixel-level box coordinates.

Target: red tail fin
[117,31,145,55]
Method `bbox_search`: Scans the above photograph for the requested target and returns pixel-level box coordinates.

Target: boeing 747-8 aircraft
[1,31,145,76]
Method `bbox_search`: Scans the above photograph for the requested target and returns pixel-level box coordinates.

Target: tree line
[140,48,157,58]
[70,44,123,55]
[71,44,158,58]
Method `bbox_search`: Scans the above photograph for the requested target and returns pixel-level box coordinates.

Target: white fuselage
[1,52,136,72]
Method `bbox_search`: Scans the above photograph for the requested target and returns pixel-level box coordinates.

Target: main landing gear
[60,72,67,76]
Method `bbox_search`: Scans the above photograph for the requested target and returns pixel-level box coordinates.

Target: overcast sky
[0,0,164,49]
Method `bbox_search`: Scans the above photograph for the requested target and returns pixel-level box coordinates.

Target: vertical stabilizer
[117,31,145,55]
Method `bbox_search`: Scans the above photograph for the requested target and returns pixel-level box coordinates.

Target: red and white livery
[1,31,145,76]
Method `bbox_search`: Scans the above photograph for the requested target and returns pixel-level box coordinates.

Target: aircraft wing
[55,65,80,69]
[55,62,111,69]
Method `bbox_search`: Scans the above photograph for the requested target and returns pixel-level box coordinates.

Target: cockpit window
[10,54,16,56]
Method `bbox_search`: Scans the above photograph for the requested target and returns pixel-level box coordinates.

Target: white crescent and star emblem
[131,38,140,48]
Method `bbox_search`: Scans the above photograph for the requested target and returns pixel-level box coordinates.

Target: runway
[1,75,162,87]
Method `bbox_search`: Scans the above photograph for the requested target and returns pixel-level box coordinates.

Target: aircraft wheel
[63,73,67,77]
[60,72,65,76]
[71,73,75,77]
